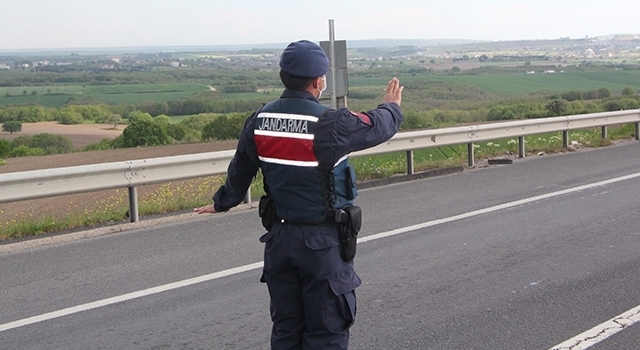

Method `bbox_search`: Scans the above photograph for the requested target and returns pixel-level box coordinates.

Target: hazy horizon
[2,35,637,56]
[2,0,640,51]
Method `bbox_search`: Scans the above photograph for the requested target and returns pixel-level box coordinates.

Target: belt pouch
[258,196,276,231]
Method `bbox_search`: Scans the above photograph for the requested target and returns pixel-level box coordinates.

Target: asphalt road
[1,141,640,350]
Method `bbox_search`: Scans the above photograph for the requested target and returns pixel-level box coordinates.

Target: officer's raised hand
[383,77,404,106]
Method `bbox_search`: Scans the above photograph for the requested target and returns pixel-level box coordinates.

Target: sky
[2,0,640,50]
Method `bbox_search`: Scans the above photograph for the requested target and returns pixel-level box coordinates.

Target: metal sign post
[329,19,337,109]
[319,19,349,109]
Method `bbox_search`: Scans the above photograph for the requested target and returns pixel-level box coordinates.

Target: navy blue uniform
[212,89,403,349]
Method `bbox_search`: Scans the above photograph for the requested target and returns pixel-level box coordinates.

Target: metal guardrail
[1,109,639,222]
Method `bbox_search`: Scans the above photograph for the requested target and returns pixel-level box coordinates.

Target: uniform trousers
[260,222,361,350]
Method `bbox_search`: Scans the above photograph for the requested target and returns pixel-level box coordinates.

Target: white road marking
[549,305,640,349]
[359,172,640,243]
[2,171,640,344]
[0,262,263,332]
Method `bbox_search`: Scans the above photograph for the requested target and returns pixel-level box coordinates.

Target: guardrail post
[467,143,475,167]
[518,136,525,158]
[406,151,414,175]
[128,187,139,222]
[636,123,639,140]
[563,131,569,148]
[244,189,251,204]
[601,126,608,139]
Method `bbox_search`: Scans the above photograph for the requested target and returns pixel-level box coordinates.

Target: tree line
[1,84,638,162]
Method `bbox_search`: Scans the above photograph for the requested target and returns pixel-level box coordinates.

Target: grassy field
[447,70,640,95]
[2,70,639,108]
[349,70,640,96]
[0,83,209,106]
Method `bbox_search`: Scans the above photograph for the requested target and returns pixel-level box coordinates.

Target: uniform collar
[280,89,319,103]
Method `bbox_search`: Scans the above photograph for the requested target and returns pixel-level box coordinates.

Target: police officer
[195,39,403,349]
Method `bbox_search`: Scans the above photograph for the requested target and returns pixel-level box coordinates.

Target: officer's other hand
[194,204,217,214]
[383,77,403,106]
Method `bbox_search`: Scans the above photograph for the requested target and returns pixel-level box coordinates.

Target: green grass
[0,94,73,107]
[90,91,204,104]
[447,71,640,96]
[0,83,210,107]
[222,91,277,101]
[349,70,640,96]
[0,85,84,95]
[0,83,274,107]
[2,70,639,108]
[83,83,206,94]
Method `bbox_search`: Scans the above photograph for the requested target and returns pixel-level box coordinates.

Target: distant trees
[0,106,55,123]
[560,88,611,101]
[0,139,10,158]
[2,120,22,134]
[57,108,83,124]
[487,105,517,121]
[545,99,568,116]
[121,116,170,147]
[622,86,636,97]
[202,113,249,140]
[9,133,74,155]
[105,114,123,129]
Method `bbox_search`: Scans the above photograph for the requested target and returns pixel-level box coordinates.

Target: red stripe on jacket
[255,134,316,162]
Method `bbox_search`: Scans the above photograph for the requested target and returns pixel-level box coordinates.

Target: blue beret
[279,40,329,78]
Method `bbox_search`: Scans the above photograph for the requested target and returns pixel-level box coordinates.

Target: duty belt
[276,209,348,226]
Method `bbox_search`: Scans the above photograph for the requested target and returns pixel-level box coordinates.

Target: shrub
[179,114,219,132]
[401,111,434,130]
[545,99,568,116]
[2,120,22,134]
[166,123,192,141]
[0,138,10,158]
[104,114,123,129]
[154,115,171,125]
[487,106,516,121]
[621,87,635,97]
[121,118,170,147]
[602,98,639,111]
[57,108,83,124]
[202,113,249,140]
[10,133,74,155]
[126,110,153,123]
[83,138,116,151]
[10,145,45,157]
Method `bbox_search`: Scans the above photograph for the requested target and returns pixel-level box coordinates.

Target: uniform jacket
[213,89,403,222]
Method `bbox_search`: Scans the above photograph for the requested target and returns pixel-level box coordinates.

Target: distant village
[1,35,639,72]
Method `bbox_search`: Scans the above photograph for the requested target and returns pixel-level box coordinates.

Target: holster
[336,206,362,262]
[258,195,276,231]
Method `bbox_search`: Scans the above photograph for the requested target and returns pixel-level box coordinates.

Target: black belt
[276,210,347,227]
